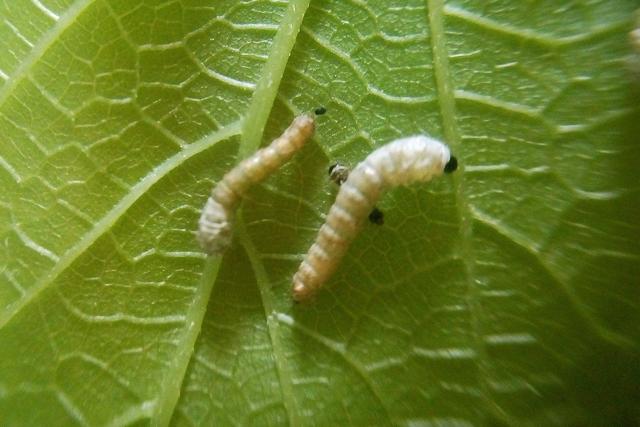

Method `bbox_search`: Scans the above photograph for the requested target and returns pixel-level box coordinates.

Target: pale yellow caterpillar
[198,110,323,255]
[292,135,458,302]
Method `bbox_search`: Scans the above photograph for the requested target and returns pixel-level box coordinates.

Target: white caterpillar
[198,112,320,255]
[329,163,384,225]
[292,135,458,302]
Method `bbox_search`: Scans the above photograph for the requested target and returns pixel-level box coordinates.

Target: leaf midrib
[426,0,497,420]
[230,1,313,425]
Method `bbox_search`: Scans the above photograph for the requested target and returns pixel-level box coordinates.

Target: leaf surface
[1,0,639,426]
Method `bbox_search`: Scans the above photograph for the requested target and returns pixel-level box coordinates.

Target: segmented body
[329,162,385,225]
[292,135,457,301]
[198,114,316,255]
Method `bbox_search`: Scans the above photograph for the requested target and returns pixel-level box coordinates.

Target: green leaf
[1,0,639,426]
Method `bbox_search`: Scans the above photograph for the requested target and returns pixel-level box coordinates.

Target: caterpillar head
[444,155,458,173]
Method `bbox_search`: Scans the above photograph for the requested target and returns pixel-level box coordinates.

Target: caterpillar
[198,109,324,255]
[329,163,384,225]
[292,135,458,302]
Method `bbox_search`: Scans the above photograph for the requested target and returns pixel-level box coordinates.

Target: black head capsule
[368,207,384,225]
[314,106,327,116]
[328,163,350,185]
[444,155,458,174]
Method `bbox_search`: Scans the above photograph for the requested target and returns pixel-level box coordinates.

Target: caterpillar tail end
[197,198,235,255]
[291,272,316,303]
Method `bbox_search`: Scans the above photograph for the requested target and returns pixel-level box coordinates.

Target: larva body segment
[198,114,316,255]
[329,162,385,225]
[292,135,457,302]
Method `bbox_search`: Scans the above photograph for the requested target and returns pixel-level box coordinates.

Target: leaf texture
[1,0,639,426]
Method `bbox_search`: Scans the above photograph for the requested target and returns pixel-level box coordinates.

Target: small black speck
[314,106,327,116]
[444,155,458,173]
[368,208,384,225]
[328,163,337,175]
